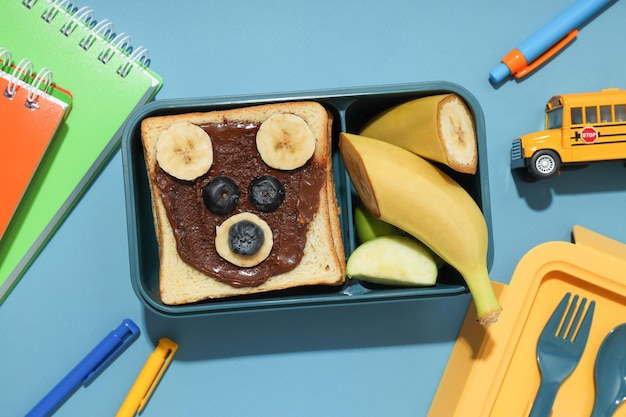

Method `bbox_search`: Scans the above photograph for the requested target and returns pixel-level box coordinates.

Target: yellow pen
[116,337,178,417]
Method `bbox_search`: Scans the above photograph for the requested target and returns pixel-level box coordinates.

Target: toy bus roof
[547,88,626,110]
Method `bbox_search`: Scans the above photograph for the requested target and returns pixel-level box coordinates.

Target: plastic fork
[528,292,596,417]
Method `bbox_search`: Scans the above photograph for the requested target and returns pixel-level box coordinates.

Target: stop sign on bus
[580,126,598,143]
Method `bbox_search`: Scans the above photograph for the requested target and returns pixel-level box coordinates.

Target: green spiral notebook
[0,0,163,301]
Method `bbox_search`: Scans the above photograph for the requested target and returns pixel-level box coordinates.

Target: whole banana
[339,132,501,326]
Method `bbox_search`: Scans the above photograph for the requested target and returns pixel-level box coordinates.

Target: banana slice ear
[256,113,316,170]
[156,122,214,181]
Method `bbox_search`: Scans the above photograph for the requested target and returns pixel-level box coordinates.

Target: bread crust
[141,102,346,305]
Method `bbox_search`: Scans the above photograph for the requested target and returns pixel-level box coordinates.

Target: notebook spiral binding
[0,47,54,110]
[21,0,151,79]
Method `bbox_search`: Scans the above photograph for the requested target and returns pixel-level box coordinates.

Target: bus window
[571,107,583,125]
[616,104,626,122]
[585,106,598,123]
[600,105,612,122]
[547,107,563,129]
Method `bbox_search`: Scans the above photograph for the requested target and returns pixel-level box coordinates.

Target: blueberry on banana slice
[228,220,265,255]
[202,176,240,215]
[215,213,273,267]
[249,175,285,212]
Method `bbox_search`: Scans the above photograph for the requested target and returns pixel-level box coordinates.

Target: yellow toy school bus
[511,88,626,178]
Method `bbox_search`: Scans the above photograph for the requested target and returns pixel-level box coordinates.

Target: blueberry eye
[202,176,240,215]
[248,175,285,212]
[228,220,265,255]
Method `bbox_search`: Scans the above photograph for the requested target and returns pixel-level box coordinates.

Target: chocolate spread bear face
[154,114,325,288]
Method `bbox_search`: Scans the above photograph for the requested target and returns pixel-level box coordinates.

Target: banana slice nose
[215,213,273,267]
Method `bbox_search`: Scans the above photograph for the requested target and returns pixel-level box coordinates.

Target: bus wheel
[529,150,561,179]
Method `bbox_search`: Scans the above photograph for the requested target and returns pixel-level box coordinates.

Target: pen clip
[513,29,578,79]
[137,338,178,413]
[85,319,141,386]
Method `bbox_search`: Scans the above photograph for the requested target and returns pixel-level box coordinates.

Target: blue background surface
[2,0,625,416]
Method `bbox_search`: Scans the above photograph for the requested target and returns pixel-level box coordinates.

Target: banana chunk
[156,121,214,181]
[256,113,316,170]
[361,94,477,174]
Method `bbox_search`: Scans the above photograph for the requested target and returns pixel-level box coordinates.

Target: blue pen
[489,0,617,83]
[25,319,140,417]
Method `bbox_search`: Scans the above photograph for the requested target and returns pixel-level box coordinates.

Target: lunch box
[121,81,492,317]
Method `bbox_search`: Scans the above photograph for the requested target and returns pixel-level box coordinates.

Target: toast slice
[141,101,346,305]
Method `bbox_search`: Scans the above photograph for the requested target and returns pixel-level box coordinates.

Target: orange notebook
[0,48,72,239]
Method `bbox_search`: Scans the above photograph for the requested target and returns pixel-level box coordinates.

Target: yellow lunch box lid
[429,225,626,417]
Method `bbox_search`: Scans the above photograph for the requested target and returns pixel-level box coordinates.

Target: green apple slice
[346,235,437,286]
[354,201,399,243]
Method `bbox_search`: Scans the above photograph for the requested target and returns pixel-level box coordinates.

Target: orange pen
[116,338,178,417]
